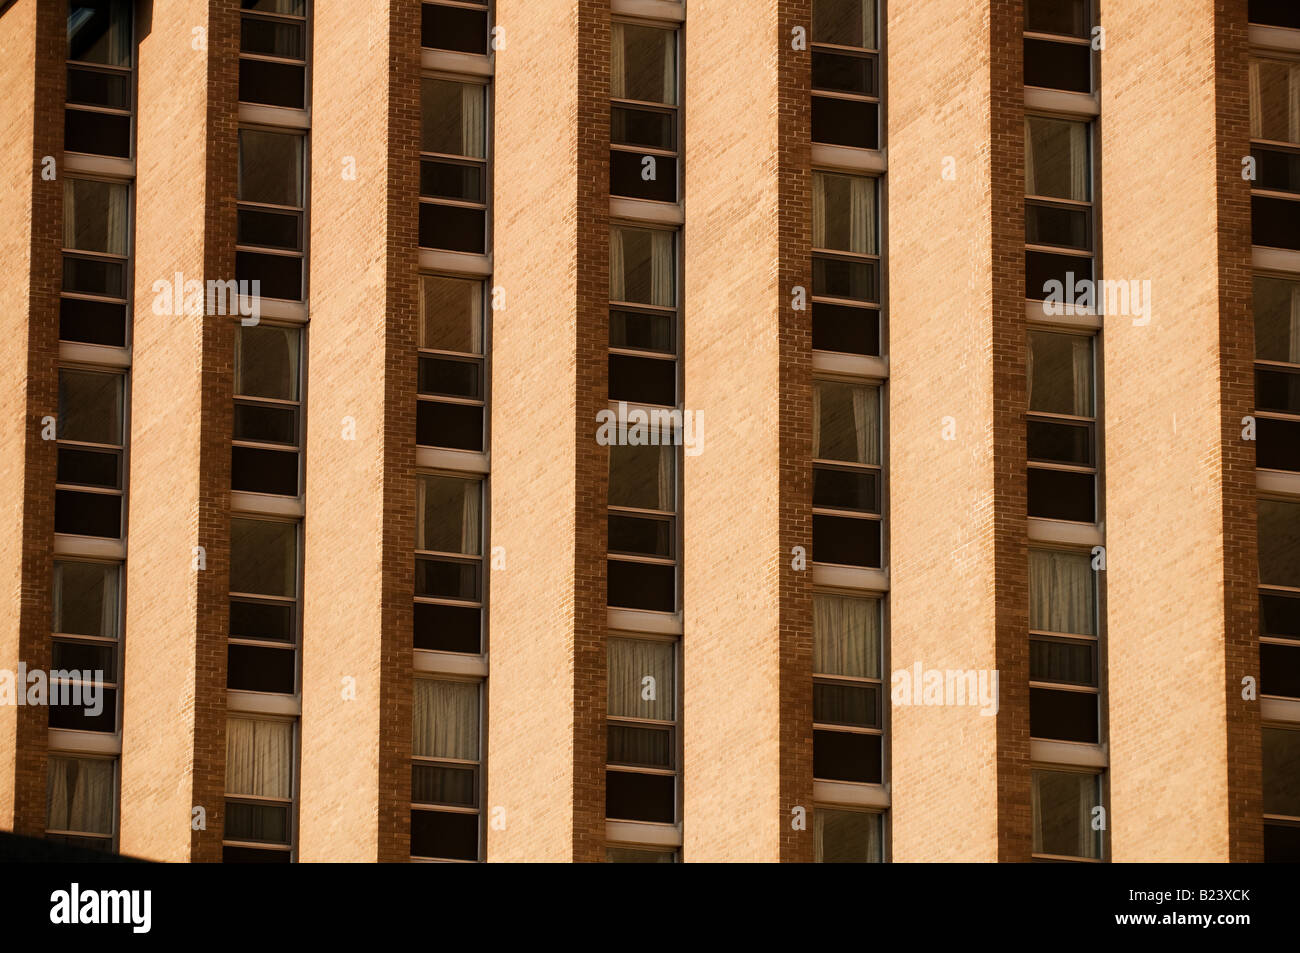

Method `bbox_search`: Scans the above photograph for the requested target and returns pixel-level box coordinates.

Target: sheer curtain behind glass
[813,172,876,254]
[413,679,479,761]
[47,756,114,834]
[815,808,881,862]
[813,381,880,465]
[1025,116,1089,201]
[608,637,674,721]
[1029,549,1094,635]
[813,594,880,678]
[417,475,481,555]
[226,717,293,800]
[610,226,674,306]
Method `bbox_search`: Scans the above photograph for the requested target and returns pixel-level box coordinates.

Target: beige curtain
[609,228,627,301]
[814,381,878,464]
[813,594,879,678]
[608,637,674,720]
[1071,336,1093,415]
[1069,121,1088,201]
[413,679,479,760]
[657,444,674,511]
[1290,283,1300,364]
[226,717,293,800]
[813,172,874,254]
[47,756,114,834]
[1029,549,1094,635]
[1024,117,1036,194]
[611,22,626,99]
[462,83,486,158]
[852,175,874,255]
[812,174,827,248]
[814,808,881,863]
[52,561,117,637]
[650,229,674,306]
[1251,60,1263,139]
[417,476,481,555]
[65,179,128,255]
[1291,62,1300,143]
[855,384,879,464]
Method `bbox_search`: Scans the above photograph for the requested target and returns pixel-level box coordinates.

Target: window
[56,368,124,539]
[1251,0,1300,30]
[223,717,294,862]
[610,21,678,202]
[50,561,120,733]
[417,276,486,451]
[606,637,677,825]
[228,518,298,695]
[46,755,115,851]
[1029,549,1098,743]
[237,129,305,301]
[1027,330,1096,523]
[1250,57,1300,250]
[811,0,879,150]
[815,807,883,862]
[607,444,677,612]
[415,474,484,653]
[1259,501,1300,705]
[422,1,489,55]
[1031,768,1101,860]
[1025,116,1092,300]
[65,0,133,158]
[62,177,130,347]
[812,380,882,568]
[412,678,481,861]
[420,78,488,253]
[233,325,301,496]
[606,846,678,862]
[609,225,677,407]
[813,593,882,784]
[1264,726,1300,862]
[812,171,880,356]
[1255,277,1300,472]
[239,0,307,109]
[1024,0,1092,94]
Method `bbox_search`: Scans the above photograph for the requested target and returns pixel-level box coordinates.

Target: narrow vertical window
[1026,330,1096,523]
[239,0,308,109]
[606,637,677,826]
[815,807,883,862]
[1028,549,1098,743]
[412,678,481,861]
[50,561,120,734]
[237,129,306,302]
[227,518,299,695]
[223,717,295,862]
[811,171,881,356]
[812,594,883,784]
[55,369,125,540]
[810,0,879,150]
[46,756,115,851]
[419,78,488,253]
[232,324,302,496]
[416,276,486,452]
[1031,769,1102,861]
[61,177,130,347]
[812,380,882,568]
[1024,116,1093,301]
[415,475,484,652]
[1254,276,1300,473]
[610,22,678,202]
[65,0,133,158]
[1249,57,1300,251]
[1023,0,1093,94]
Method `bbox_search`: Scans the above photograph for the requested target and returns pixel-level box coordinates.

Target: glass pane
[813,380,880,464]
[607,724,672,768]
[46,756,114,835]
[1260,500,1300,589]
[412,678,479,760]
[412,763,475,806]
[1032,769,1101,858]
[58,369,123,445]
[813,593,880,678]
[52,561,118,638]
[611,22,676,105]
[1029,549,1095,634]
[238,130,303,207]
[229,518,296,597]
[225,717,293,799]
[240,17,305,58]
[416,475,482,555]
[419,275,483,353]
[64,178,128,255]
[1255,275,1300,364]
[242,0,306,13]
[611,309,674,353]
[608,637,675,721]
[610,226,675,307]
[1263,726,1300,816]
[606,846,677,862]
[1028,330,1093,416]
[68,0,132,66]
[1025,116,1090,201]
[813,172,877,254]
[814,682,878,727]
[235,325,300,400]
[1030,637,1096,685]
[1025,0,1090,37]
[814,808,882,862]
[609,443,675,511]
[1251,59,1300,145]
[812,0,877,49]
[421,78,486,158]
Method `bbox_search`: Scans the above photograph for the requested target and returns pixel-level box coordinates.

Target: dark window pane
[605,770,674,823]
[60,298,127,347]
[66,66,129,109]
[420,160,484,202]
[1253,196,1300,251]
[412,764,475,806]
[414,557,480,602]
[611,309,674,352]
[1257,367,1300,414]
[813,729,881,783]
[607,724,672,768]
[1026,251,1092,301]
[813,302,878,355]
[416,400,484,451]
[419,203,486,253]
[1024,37,1091,92]
[57,448,119,489]
[1025,0,1089,36]
[1251,0,1300,29]
[811,0,876,48]
[1262,642,1300,698]
[235,251,302,301]
[230,599,294,643]
[1030,687,1098,742]
[1259,417,1300,471]
[238,208,300,250]
[64,108,130,158]
[812,51,875,95]
[419,357,482,399]
[223,845,291,863]
[414,602,481,653]
[611,106,674,150]
[1264,823,1300,862]
[813,514,881,567]
[812,95,878,150]
[52,640,114,674]
[1029,637,1096,685]
[1026,202,1091,250]
[239,59,305,109]
[1027,419,1092,466]
[63,255,125,298]
[224,801,290,844]
[55,490,120,538]
[609,354,676,406]
[233,403,297,445]
[814,683,879,728]
[411,808,478,860]
[227,643,295,693]
[607,559,675,612]
[231,445,299,496]
[68,0,132,65]
[1263,593,1300,639]
[240,17,304,58]
[608,515,672,559]
[1254,147,1300,194]
[421,2,488,54]
[611,150,677,202]
[813,255,879,302]
[813,466,879,512]
[49,686,116,732]
[1027,467,1095,522]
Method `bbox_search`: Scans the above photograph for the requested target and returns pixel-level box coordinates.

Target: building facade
[0,0,1297,862]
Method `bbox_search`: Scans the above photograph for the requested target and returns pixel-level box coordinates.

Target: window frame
[1030,764,1104,862]
[609,17,681,204]
[238,0,310,110]
[410,675,483,862]
[811,591,883,784]
[1025,328,1098,524]
[604,633,680,827]
[810,0,881,152]
[811,376,883,568]
[232,321,304,498]
[221,713,298,859]
[227,515,301,697]
[45,752,119,850]
[236,125,308,303]
[416,276,488,451]
[419,73,491,254]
